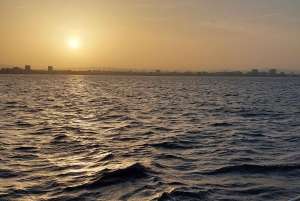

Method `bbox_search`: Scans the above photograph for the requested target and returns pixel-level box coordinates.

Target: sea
[0,74,299,201]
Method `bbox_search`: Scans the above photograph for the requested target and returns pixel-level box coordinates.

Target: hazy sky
[1,0,300,71]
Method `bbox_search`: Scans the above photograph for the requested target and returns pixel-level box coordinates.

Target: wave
[157,187,209,201]
[156,153,184,160]
[52,134,68,141]
[0,169,21,178]
[65,163,150,190]
[14,146,37,151]
[150,141,195,149]
[211,122,234,127]
[15,121,34,127]
[98,152,114,161]
[239,112,268,117]
[5,101,17,104]
[203,164,300,175]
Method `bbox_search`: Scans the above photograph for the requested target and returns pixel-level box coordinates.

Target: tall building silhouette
[48,66,53,72]
[25,65,31,71]
[269,69,277,76]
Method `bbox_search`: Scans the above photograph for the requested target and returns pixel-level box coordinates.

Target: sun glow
[69,40,79,49]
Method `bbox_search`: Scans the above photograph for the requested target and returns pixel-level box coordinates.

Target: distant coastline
[0,67,299,77]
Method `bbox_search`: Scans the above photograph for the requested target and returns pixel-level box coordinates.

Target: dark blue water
[0,75,299,201]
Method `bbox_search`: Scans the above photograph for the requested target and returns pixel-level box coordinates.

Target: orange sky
[0,0,300,71]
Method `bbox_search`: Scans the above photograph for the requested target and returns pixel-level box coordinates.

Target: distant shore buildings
[0,65,54,74]
[0,66,299,77]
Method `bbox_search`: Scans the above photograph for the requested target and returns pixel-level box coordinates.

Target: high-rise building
[269,69,277,76]
[48,66,53,72]
[25,65,31,71]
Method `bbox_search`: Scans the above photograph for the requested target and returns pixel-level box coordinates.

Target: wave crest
[66,162,150,190]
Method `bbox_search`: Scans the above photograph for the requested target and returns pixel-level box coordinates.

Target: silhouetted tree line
[0,67,299,77]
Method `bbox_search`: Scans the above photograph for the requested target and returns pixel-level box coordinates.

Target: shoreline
[0,70,299,77]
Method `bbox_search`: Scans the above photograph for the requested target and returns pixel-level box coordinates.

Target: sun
[69,40,79,49]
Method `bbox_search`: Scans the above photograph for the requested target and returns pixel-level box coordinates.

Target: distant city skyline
[0,0,300,71]
[1,64,300,74]
[1,64,299,77]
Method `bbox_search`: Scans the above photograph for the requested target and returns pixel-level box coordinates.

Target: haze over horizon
[1,0,300,71]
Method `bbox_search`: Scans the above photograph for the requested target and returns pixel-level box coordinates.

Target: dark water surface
[0,75,299,201]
